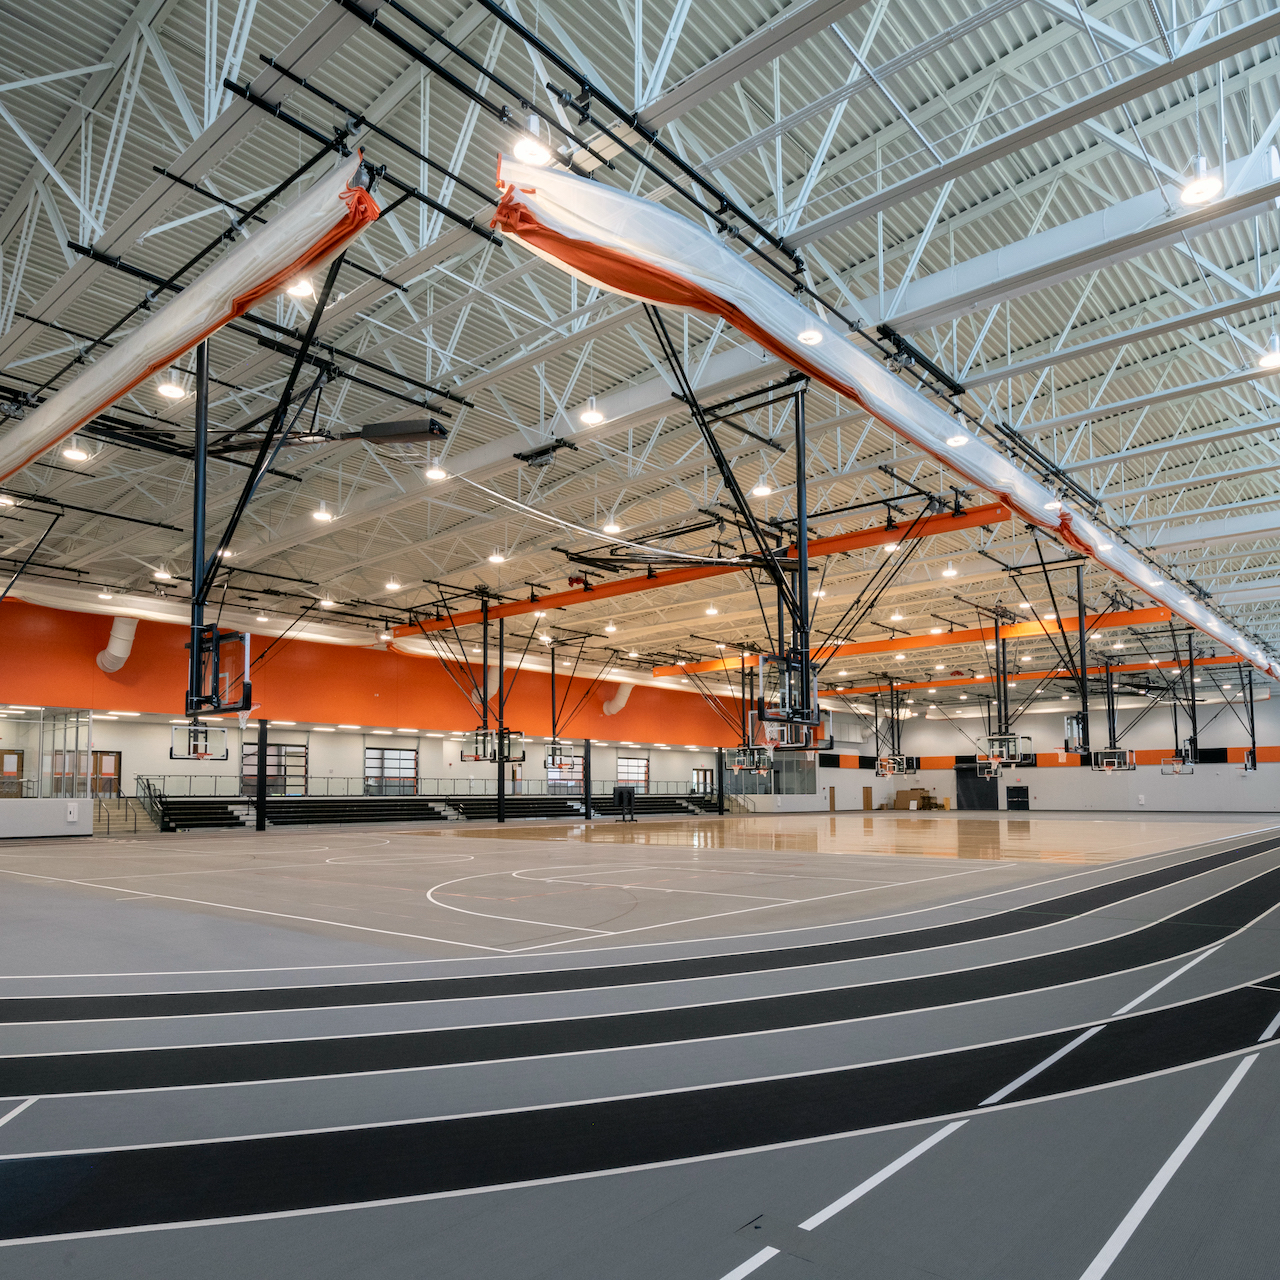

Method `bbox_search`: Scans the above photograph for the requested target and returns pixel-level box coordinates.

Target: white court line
[0,1097,35,1129]
[717,1247,780,1279]
[1111,946,1222,1016]
[981,1027,1106,1106]
[0,868,513,954]
[1,836,1260,981]
[518,875,794,902]
[797,1121,968,1230]
[1076,1054,1258,1280]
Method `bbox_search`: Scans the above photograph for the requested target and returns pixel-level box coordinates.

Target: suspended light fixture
[1259,333,1280,370]
[1180,154,1221,205]
[884,541,899,553]
[797,329,822,345]
[751,480,772,496]
[379,628,393,641]
[319,595,337,608]
[889,611,903,621]
[602,519,621,534]
[705,605,718,615]
[1044,499,1062,511]
[256,612,269,622]
[287,278,315,298]
[513,114,551,166]
[0,495,13,506]
[312,501,333,522]
[424,459,447,480]
[579,395,604,425]
[62,438,88,461]
[488,550,505,563]
[942,561,958,577]
[156,380,186,399]
[153,566,171,580]
[628,650,639,658]
[385,577,401,591]
[604,621,617,632]
[97,589,113,599]
[946,433,968,447]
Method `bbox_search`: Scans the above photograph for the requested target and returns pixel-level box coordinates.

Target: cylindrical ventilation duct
[95,616,138,672]
[602,681,634,716]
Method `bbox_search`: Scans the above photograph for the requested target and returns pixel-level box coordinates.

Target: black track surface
[2,982,1276,1241]
[7,862,1280,1096]
[3,837,1275,1024]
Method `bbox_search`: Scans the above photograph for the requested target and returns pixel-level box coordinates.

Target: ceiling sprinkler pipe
[0,154,379,485]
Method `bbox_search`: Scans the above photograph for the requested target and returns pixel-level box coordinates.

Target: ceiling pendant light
[319,595,337,608]
[153,565,171,580]
[312,501,333,522]
[604,621,617,632]
[488,550,505,564]
[705,604,718,615]
[579,395,604,425]
[751,479,772,496]
[287,278,315,298]
[797,328,822,345]
[156,380,186,399]
[256,611,269,622]
[424,459,447,480]
[602,518,621,534]
[385,576,401,591]
[1258,332,1280,370]
[1180,154,1221,205]
[942,561,958,578]
[513,114,551,166]
[62,437,88,461]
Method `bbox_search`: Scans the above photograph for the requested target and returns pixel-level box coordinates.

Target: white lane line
[716,1247,780,1279]
[981,1027,1106,1106]
[797,1121,968,1230]
[0,1097,36,1129]
[1110,946,1222,1016]
[1076,1054,1259,1280]
[1258,1007,1280,1042]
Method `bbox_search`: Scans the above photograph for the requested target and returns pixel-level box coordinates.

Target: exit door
[91,751,122,797]
[955,766,998,811]
[0,749,22,799]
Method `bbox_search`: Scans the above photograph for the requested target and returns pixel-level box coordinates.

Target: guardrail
[136,775,719,800]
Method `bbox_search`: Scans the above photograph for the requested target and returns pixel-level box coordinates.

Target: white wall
[0,799,93,838]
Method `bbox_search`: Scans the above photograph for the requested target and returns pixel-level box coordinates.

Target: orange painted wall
[0,600,741,745]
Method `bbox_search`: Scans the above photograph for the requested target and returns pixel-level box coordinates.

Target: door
[862,786,873,811]
[0,749,21,799]
[91,751,121,798]
[828,787,836,812]
[1006,785,1030,811]
[955,766,998,810]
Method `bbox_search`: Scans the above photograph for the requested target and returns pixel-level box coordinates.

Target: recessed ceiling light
[107,710,140,716]
[315,726,335,732]
[337,724,360,729]
[270,720,296,725]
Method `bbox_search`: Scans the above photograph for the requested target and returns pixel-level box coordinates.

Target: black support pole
[716,746,725,815]
[1076,563,1090,758]
[1186,634,1198,762]
[481,600,489,731]
[582,738,592,819]
[254,717,268,832]
[187,340,209,714]
[497,616,505,824]
[794,387,811,713]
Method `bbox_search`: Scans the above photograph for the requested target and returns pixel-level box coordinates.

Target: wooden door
[828,787,836,812]
[862,786,873,811]
[91,751,122,797]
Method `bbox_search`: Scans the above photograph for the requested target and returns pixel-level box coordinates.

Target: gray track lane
[2,896,1276,1156]
[5,1046,1277,1280]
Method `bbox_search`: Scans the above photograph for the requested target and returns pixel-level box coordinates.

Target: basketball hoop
[236,703,262,731]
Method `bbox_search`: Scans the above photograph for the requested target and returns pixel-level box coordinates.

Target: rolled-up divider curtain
[0,152,379,484]
[491,156,1279,682]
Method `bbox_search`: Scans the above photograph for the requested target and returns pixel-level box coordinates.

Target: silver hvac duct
[95,617,138,673]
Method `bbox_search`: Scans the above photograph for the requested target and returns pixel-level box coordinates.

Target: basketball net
[237,703,262,731]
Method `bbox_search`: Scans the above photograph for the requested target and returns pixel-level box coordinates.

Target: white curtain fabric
[0,153,376,485]
[496,157,1279,681]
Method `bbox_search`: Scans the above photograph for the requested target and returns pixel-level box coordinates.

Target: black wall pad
[7,865,1280,1096]
[3,837,1276,1025]
[1,983,1277,1242]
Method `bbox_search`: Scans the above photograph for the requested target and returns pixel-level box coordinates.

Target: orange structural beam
[655,606,1173,677]
[393,502,1010,637]
[823,651,1243,697]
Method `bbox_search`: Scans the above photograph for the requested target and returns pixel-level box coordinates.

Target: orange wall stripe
[394,502,1009,639]
[0,600,741,746]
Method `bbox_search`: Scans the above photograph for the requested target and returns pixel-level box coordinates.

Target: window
[617,757,649,793]
[242,743,307,796]
[364,747,417,796]
[691,768,714,794]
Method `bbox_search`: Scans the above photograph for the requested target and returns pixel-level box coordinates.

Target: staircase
[92,796,159,836]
